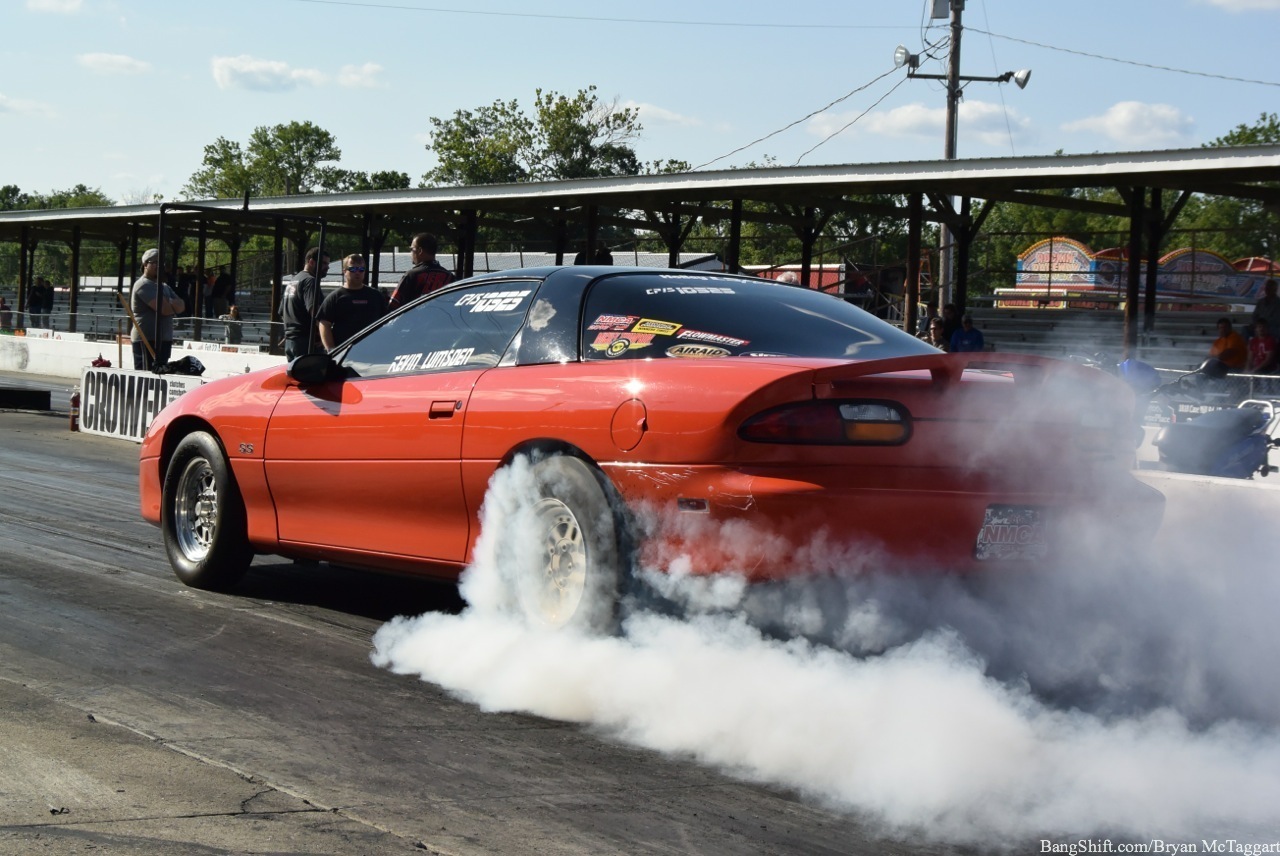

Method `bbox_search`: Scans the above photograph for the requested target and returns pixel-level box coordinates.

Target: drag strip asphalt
[0,411,947,856]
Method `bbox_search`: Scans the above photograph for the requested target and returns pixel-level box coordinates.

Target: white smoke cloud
[373,435,1280,846]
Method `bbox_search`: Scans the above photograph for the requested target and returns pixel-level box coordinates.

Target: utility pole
[940,0,964,310]
[895,0,1029,317]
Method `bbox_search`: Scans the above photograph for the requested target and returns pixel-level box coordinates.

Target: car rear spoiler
[812,352,1104,397]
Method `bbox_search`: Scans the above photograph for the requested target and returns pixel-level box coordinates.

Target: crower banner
[79,366,204,443]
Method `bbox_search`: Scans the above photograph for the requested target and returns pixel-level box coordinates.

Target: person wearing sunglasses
[316,253,389,352]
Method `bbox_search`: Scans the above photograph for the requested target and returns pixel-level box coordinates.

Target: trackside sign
[78,367,204,443]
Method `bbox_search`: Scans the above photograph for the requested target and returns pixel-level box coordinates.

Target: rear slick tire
[512,455,623,635]
[161,431,253,591]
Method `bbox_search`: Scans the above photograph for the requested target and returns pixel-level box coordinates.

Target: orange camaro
[140,267,1163,630]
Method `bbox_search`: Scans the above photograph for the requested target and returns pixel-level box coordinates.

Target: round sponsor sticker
[606,338,632,357]
[666,344,730,358]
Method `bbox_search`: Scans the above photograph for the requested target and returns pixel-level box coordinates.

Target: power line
[278,0,910,30]
[692,68,900,171]
[793,76,911,165]
[970,27,1280,87]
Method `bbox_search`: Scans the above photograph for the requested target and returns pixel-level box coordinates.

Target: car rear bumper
[606,463,1165,579]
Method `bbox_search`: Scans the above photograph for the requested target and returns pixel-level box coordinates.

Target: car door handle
[430,400,460,419]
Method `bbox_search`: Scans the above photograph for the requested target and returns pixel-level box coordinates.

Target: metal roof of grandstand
[0,144,1276,245]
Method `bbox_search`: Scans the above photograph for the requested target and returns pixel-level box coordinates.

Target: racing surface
[0,410,947,856]
[4,405,1280,855]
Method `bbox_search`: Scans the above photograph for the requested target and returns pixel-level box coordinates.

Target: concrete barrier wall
[0,333,284,382]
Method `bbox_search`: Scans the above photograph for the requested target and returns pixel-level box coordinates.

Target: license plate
[975,505,1048,561]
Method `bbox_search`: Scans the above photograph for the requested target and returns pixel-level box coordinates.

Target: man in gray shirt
[130,247,185,370]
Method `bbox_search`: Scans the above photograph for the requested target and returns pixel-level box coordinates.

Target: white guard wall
[0,330,285,382]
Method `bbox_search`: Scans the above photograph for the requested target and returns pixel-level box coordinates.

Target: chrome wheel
[173,456,218,562]
[530,497,589,628]
[161,431,252,591]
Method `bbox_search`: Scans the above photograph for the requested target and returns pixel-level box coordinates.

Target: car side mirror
[287,352,340,386]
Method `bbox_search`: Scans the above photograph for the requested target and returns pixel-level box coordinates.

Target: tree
[184,121,346,199]
[423,86,643,186]
[1177,112,1280,260]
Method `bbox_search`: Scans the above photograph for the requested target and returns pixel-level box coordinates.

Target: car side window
[340,280,538,378]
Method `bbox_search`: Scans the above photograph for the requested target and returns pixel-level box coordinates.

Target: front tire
[505,455,624,633]
[161,431,253,591]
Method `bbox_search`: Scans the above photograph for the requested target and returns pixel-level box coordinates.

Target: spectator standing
[177,266,198,317]
[1247,317,1277,374]
[917,301,939,336]
[921,317,949,351]
[950,313,985,352]
[388,233,453,311]
[0,295,11,331]
[1253,278,1280,340]
[940,303,961,345]
[29,277,50,328]
[1208,317,1247,371]
[317,254,388,351]
[219,305,244,345]
[212,265,235,315]
[130,248,185,370]
[282,247,330,360]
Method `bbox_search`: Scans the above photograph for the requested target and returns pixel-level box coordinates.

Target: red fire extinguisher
[69,388,80,432]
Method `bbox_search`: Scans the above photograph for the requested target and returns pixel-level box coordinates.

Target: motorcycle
[1142,358,1280,479]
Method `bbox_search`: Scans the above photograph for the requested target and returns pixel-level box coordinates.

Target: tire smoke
[371,463,1280,846]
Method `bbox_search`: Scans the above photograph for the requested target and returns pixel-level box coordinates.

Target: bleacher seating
[970,307,1253,371]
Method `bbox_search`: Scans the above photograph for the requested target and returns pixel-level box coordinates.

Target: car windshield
[581,273,935,361]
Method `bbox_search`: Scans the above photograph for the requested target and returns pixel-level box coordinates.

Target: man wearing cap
[130,247,185,371]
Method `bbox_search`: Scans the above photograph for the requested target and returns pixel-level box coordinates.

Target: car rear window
[580,273,935,361]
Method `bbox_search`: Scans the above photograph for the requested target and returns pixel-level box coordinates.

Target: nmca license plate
[975,504,1048,561]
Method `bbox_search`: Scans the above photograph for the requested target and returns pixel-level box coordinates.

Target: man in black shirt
[388,232,454,310]
[282,247,329,360]
[317,253,388,351]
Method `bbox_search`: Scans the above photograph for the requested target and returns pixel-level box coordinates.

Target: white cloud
[26,0,82,12]
[622,100,704,127]
[825,100,1031,148]
[849,102,945,138]
[337,62,385,89]
[1062,101,1195,148]
[77,53,151,75]
[1199,0,1280,10]
[211,55,326,92]
[0,92,56,117]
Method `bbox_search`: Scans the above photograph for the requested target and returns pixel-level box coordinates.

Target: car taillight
[739,400,911,445]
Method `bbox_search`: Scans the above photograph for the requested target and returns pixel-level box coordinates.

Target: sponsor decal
[591,331,654,357]
[588,314,638,331]
[676,328,749,348]
[666,343,731,359]
[455,289,531,313]
[387,348,476,371]
[644,286,736,295]
[631,318,682,336]
[975,505,1047,561]
[389,352,424,373]
[79,367,203,443]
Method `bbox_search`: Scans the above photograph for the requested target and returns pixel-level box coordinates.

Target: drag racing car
[140,266,1164,631]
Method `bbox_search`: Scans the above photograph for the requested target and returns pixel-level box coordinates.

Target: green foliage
[423,86,643,186]
[183,121,402,200]
[1204,112,1280,148]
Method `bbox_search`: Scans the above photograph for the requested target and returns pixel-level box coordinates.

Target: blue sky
[3,0,1278,204]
